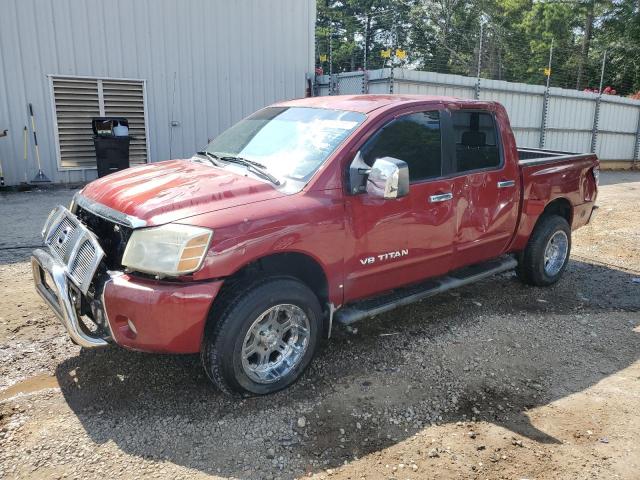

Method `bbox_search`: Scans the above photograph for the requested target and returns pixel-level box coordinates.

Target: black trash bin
[92,117,131,178]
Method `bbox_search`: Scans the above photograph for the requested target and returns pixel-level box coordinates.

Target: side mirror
[366,157,409,199]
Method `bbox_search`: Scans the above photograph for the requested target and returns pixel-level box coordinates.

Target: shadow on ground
[55,260,640,478]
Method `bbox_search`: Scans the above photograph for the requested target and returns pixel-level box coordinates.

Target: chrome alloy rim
[241,304,310,384]
[543,230,569,276]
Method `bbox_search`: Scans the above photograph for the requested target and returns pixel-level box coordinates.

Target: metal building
[0,0,316,186]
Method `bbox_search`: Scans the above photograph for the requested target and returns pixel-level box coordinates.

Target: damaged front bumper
[31,205,111,348]
[31,248,110,348]
[32,204,222,354]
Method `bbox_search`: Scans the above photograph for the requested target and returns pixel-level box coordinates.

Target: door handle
[429,192,453,203]
[497,180,516,188]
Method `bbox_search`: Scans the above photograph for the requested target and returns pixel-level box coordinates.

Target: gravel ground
[0,172,639,480]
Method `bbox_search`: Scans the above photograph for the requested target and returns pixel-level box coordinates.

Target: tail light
[592,165,599,186]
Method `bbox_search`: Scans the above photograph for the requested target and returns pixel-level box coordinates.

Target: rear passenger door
[447,108,520,269]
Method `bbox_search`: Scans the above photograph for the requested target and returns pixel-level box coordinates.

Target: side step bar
[335,255,518,325]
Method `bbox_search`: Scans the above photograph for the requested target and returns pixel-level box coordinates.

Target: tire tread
[201,276,320,396]
[516,214,571,287]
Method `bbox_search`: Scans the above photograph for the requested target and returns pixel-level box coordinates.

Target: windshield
[203,107,366,183]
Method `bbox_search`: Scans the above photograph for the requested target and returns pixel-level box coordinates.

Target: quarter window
[361,111,442,182]
[452,111,500,172]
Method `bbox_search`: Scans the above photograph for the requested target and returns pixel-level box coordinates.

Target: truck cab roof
[277,94,490,114]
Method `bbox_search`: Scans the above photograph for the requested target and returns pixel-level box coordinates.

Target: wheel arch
[541,197,573,226]
[209,251,331,335]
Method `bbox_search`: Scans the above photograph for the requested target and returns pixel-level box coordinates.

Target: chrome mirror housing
[366,157,409,199]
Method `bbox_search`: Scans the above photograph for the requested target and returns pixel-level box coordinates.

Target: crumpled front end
[31,206,111,348]
[32,200,222,353]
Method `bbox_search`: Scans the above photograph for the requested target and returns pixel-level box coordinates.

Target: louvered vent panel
[103,80,147,165]
[51,76,148,169]
[52,78,101,168]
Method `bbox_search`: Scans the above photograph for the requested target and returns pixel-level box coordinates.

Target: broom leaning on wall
[28,103,50,184]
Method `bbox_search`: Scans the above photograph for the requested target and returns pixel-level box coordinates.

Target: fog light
[127,319,138,336]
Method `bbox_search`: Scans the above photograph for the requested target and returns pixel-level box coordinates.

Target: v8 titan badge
[360,249,409,265]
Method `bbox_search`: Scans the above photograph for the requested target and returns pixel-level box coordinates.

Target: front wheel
[516,214,572,286]
[201,277,322,396]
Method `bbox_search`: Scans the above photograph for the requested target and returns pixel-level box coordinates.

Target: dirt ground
[0,172,639,480]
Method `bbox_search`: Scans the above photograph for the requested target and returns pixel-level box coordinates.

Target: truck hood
[79,159,284,226]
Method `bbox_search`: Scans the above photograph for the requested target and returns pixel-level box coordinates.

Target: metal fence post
[590,95,601,154]
[389,67,394,94]
[633,106,640,170]
[539,90,550,148]
[330,74,338,96]
[591,50,607,154]
[362,70,369,94]
[539,39,553,148]
[474,21,483,100]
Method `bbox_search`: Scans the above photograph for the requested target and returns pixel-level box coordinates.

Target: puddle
[0,374,59,401]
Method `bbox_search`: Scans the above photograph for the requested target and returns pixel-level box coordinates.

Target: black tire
[201,277,322,396]
[516,214,572,286]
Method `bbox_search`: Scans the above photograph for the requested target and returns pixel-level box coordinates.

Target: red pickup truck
[32,95,598,396]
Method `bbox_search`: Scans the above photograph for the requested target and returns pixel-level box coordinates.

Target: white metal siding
[0,0,315,185]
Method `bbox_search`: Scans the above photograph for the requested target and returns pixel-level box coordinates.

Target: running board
[335,255,518,326]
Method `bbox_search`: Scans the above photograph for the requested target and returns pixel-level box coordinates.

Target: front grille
[76,206,132,269]
[70,240,96,286]
[48,217,76,262]
[42,207,104,294]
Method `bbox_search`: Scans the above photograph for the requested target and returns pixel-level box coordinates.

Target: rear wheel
[516,214,571,286]
[201,277,322,396]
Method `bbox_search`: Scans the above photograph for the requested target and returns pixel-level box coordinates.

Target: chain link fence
[314,68,640,168]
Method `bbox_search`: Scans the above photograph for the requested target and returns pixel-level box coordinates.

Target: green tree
[316,0,640,95]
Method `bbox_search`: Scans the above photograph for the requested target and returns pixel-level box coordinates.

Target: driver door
[343,109,456,302]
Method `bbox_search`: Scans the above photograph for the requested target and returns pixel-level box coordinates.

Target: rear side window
[361,111,442,182]
[452,111,500,172]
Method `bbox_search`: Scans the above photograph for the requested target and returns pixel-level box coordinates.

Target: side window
[452,111,500,172]
[361,111,442,182]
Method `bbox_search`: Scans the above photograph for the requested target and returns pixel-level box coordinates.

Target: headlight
[122,224,213,277]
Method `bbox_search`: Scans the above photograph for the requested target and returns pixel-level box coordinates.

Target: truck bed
[517,147,594,167]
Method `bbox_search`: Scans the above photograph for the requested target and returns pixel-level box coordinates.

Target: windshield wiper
[195,151,222,167]
[218,155,281,186]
